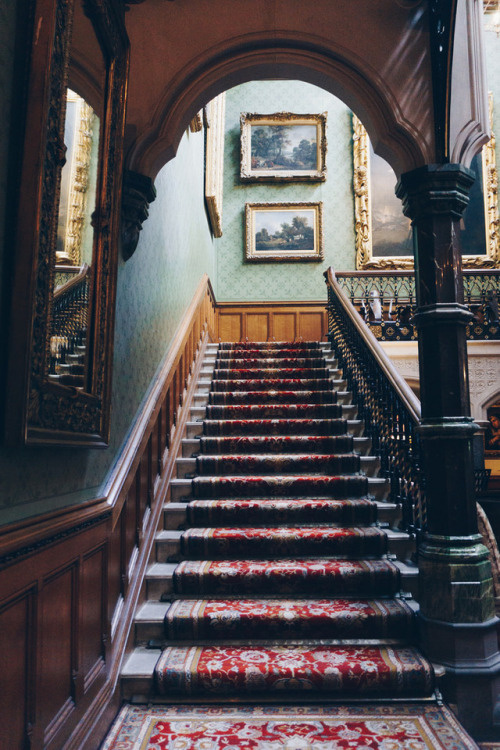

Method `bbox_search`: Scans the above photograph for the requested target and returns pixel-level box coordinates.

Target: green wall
[2,25,500,525]
[216,81,356,302]
[0,127,215,524]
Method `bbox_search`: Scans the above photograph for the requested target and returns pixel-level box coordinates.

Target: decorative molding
[121,169,156,261]
[5,0,130,448]
[205,93,225,238]
[0,513,110,570]
[189,112,203,133]
[353,114,373,270]
[58,92,96,266]
[482,93,500,268]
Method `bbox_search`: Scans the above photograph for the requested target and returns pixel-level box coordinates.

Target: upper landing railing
[335,269,500,342]
[325,267,425,539]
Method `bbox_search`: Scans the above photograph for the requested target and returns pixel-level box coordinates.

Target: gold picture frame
[205,93,226,238]
[245,202,323,262]
[240,112,327,182]
[353,97,500,270]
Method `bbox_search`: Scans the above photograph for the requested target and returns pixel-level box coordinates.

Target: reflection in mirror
[50,89,100,388]
[4,0,129,446]
[56,90,99,268]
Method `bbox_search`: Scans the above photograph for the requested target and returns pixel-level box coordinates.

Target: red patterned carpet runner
[154,341,435,700]
[103,704,480,750]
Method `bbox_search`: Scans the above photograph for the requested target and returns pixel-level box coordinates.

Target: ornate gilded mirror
[4,0,129,446]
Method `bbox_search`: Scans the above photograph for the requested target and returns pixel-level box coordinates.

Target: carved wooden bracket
[121,169,156,261]
[429,0,458,162]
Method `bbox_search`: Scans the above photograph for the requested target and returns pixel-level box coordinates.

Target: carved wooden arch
[125,36,434,182]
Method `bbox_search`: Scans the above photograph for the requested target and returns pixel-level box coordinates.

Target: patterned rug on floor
[101,703,480,749]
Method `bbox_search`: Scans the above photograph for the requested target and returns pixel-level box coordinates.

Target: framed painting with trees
[245,202,323,262]
[240,113,327,182]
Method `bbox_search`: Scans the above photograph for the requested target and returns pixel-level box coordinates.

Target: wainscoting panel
[274,313,297,342]
[216,302,328,343]
[0,586,36,750]
[218,312,243,342]
[246,313,270,342]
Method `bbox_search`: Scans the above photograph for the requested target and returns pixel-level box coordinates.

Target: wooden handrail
[53,262,90,299]
[325,266,420,422]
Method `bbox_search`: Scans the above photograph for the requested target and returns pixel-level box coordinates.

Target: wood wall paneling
[300,311,326,341]
[217,303,327,342]
[40,564,77,748]
[246,313,269,342]
[0,587,36,750]
[219,313,242,342]
[108,517,121,622]
[81,545,107,694]
[274,313,296,342]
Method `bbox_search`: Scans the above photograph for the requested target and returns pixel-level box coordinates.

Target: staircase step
[164,597,416,642]
[177,454,380,478]
[219,341,322,350]
[201,389,345,405]
[185,418,365,439]
[217,348,333,360]
[197,434,356,455]
[154,527,409,562]
[177,453,368,478]
[171,558,402,597]
[163,498,399,529]
[123,339,428,706]
[203,403,347,420]
[170,475,388,502]
[209,378,341,392]
[179,525,388,560]
[121,647,161,700]
[145,558,418,601]
[135,597,417,645]
[154,644,435,698]
[182,497,379,526]
[215,357,328,368]
[181,435,372,457]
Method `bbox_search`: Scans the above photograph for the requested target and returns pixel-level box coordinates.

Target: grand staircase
[121,340,435,702]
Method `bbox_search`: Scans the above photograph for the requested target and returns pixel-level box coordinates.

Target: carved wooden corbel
[121,169,156,261]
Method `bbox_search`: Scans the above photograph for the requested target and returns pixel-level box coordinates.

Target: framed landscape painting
[240,112,327,182]
[486,403,500,456]
[353,102,500,270]
[245,202,323,262]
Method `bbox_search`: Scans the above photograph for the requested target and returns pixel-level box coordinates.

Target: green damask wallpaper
[216,80,356,302]
[0,128,215,523]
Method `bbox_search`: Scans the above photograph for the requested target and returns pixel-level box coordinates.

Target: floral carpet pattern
[165,598,415,640]
[102,704,480,750]
[186,497,377,526]
[153,341,434,700]
[172,558,401,596]
[155,645,434,696]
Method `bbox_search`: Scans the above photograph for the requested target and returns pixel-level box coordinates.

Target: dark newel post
[397,164,500,733]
